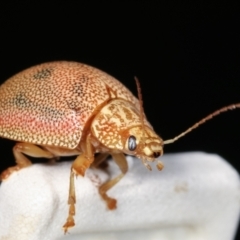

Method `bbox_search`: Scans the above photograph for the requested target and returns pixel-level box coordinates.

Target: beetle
[0,61,239,233]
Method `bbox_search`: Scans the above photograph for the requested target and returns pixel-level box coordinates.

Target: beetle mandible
[0,61,239,233]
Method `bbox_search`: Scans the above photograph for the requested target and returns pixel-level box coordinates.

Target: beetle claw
[107,198,117,210]
[63,216,75,234]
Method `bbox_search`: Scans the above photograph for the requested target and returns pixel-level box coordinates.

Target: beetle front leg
[63,134,94,233]
[0,142,55,180]
[99,153,128,210]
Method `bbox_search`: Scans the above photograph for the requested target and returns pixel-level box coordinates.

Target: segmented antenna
[164,103,240,144]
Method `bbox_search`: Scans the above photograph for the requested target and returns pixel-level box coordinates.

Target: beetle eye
[153,152,160,158]
[128,135,137,151]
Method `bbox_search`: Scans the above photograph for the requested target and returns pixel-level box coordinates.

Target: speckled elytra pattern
[0,61,139,149]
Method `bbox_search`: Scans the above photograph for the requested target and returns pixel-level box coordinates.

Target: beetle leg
[91,153,109,168]
[0,142,55,180]
[71,134,94,176]
[99,153,128,210]
[63,170,76,234]
[63,134,94,233]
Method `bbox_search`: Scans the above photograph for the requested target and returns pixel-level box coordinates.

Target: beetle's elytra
[0,61,239,233]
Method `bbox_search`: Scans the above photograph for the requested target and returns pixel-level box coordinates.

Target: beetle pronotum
[0,61,239,233]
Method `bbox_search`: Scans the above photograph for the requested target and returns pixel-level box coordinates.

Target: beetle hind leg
[99,153,128,210]
[0,142,55,180]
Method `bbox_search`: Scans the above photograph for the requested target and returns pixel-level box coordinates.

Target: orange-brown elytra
[0,61,240,233]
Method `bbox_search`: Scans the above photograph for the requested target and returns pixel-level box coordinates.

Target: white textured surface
[0,152,239,240]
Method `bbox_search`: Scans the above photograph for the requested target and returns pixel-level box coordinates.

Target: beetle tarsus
[63,171,76,234]
[63,215,75,234]
[103,194,117,210]
[156,160,164,171]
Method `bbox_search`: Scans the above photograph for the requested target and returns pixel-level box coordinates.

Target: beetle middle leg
[98,153,128,210]
[0,142,55,180]
[91,153,109,169]
[63,134,94,233]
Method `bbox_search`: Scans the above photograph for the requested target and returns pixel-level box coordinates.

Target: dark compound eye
[128,135,137,151]
[153,152,161,158]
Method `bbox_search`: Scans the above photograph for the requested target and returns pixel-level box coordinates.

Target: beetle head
[91,98,164,170]
[121,125,163,160]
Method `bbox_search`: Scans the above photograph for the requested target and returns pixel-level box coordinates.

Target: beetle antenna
[134,77,147,142]
[164,103,240,144]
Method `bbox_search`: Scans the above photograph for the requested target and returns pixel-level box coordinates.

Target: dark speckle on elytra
[13,92,29,107]
[70,82,83,97]
[67,100,79,110]
[80,74,89,82]
[33,68,52,80]
[12,92,65,118]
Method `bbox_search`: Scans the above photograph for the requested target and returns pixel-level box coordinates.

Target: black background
[0,2,240,239]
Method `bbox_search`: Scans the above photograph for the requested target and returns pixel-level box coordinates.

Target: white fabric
[0,152,239,240]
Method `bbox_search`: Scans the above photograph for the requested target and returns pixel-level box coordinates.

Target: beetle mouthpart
[142,159,152,171]
[142,146,153,157]
[150,142,163,152]
[156,160,164,171]
[141,143,163,159]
